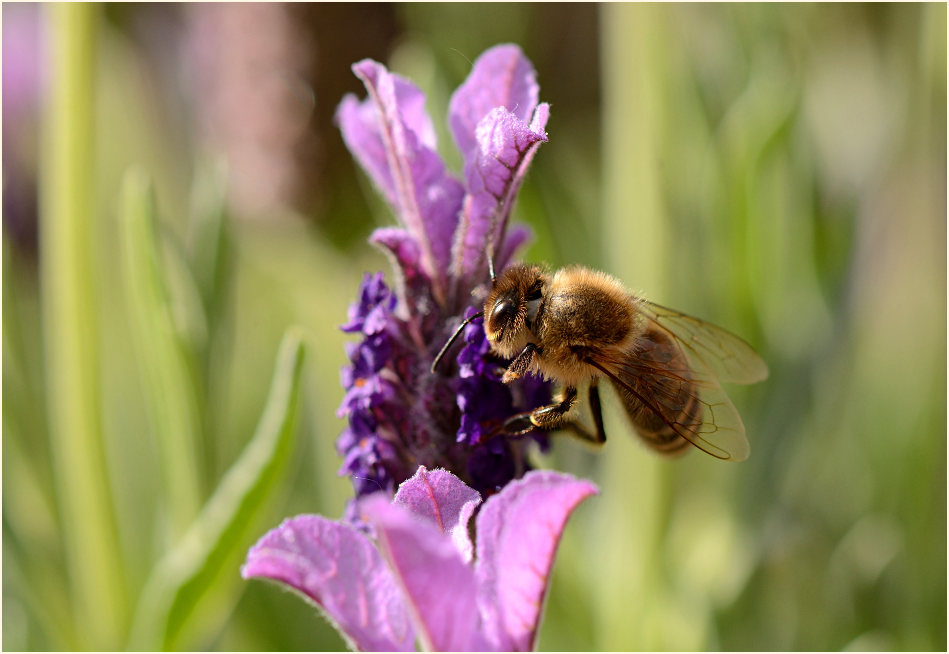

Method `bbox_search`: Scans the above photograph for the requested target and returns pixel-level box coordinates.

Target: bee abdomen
[623,389,701,456]
[610,326,704,457]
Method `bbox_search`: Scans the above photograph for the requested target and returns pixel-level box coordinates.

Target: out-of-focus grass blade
[120,169,203,537]
[162,229,212,365]
[186,158,233,475]
[2,518,79,650]
[597,4,680,651]
[38,4,127,648]
[188,158,231,324]
[128,329,306,651]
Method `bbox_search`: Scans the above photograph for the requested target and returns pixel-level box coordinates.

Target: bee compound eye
[489,299,516,332]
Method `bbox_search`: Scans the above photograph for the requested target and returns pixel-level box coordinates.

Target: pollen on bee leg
[501,369,521,384]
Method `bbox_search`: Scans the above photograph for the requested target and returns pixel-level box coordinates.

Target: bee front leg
[502,342,539,383]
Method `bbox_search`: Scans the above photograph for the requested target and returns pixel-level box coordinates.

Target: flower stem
[598,3,676,651]
[39,3,127,648]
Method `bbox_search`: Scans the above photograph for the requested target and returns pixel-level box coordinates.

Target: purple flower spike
[333,44,555,502]
[244,466,598,651]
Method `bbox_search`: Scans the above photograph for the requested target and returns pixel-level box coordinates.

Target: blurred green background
[3,3,945,651]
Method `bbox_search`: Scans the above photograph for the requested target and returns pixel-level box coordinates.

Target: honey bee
[433,263,768,461]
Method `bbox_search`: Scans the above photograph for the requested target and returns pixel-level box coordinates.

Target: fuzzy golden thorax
[527,266,643,386]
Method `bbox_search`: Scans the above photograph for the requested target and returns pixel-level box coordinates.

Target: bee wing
[587,346,751,462]
[639,300,769,385]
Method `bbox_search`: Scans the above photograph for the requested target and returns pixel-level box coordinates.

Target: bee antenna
[431,311,484,373]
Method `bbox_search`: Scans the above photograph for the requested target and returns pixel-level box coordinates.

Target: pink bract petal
[336,93,398,206]
[241,515,416,651]
[349,59,464,288]
[393,466,483,563]
[369,227,424,318]
[449,44,540,163]
[474,471,599,651]
[362,495,485,652]
[450,105,549,285]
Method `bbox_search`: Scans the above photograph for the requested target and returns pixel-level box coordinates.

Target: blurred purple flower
[243,466,598,651]
[2,3,47,252]
[334,44,556,502]
[184,3,315,217]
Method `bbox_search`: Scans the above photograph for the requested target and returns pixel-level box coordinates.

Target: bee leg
[583,382,607,443]
[502,385,579,434]
[556,383,607,445]
[588,382,607,443]
[501,343,538,383]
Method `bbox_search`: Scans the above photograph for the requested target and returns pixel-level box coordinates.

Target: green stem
[601,2,670,296]
[39,3,127,648]
[598,3,675,650]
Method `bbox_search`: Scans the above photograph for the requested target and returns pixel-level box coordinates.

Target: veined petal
[337,93,399,207]
[474,471,598,651]
[336,68,438,203]
[393,466,483,563]
[449,44,539,164]
[242,515,415,652]
[348,59,464,289]
[362,495,483,652]
[450,105,549,285]
[369,227,424,317]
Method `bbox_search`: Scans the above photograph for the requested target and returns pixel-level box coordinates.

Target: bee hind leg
[559,382,607,445]
[501,384,607,446]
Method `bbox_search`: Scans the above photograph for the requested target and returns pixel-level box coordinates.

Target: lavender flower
[242,46,602,651]
[334,44,555,499]
[242,466,598,651]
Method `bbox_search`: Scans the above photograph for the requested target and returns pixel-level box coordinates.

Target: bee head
[483,264,545,353]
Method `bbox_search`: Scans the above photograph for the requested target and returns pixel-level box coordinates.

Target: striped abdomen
[610,326,702,456]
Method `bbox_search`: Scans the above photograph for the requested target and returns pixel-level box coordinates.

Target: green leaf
[188,157,232,324]
[120,168,204,536]
[128,329,306,650]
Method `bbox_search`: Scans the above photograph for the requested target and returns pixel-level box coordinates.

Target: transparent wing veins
[640,300,769,385]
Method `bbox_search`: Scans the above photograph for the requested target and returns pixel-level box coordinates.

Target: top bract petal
[393,466,483,563]
[339,59,464,290]
[449,44,540,164]
[337,63,438,204]
[337,93,398,206]
[449,105,548,285]
[474,471,598,651]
